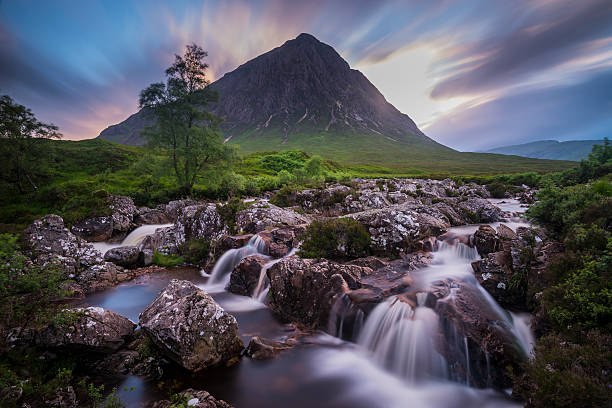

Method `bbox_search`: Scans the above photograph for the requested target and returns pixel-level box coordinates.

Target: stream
[79,199,532,407]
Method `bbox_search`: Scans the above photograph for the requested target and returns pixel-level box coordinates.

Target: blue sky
[1,0,611,150]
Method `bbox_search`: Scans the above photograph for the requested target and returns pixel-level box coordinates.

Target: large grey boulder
[36,307,135,353]
[23,215,102,275]
[70,216,114,242]
[103,245,141,268]
[70,195,138,242]
[176,204,228,243]
[236,202,310,233]
[139,280,243,371]
[267,257,372,327]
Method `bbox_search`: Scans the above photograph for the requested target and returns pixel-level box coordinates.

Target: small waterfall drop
[252,247,298,302]
[203,234,268,293]
[92,223,173,255]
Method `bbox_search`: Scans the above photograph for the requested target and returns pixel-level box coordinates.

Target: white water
[201,234,268,294]
[252,247,299,302]
[91,224,173,255]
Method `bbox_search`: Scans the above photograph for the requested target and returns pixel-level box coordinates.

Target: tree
[139,44,234,193]
[0,95,62,193]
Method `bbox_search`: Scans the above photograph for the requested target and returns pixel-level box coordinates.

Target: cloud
[426,68,612,151]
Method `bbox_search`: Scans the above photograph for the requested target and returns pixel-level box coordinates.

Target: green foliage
[216,198,247,233]
[139,44,235,192]
[300,218,371,260]
[270,185,299,207]
[259,151,307,173]
[0,234,68,328]
[0,94,62,194]
[514,332,611,408]
[179,238,211,265]
[152,251,184,267]
[486,182,507,198]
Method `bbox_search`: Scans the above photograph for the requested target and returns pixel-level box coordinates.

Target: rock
[135,209,171,225]
[236,202,310,233]
[139,280,243,371]
[70,216,114,242]
[139,226,181,254]
[76,263,162,294]
[37,307,135,353]
[496,224,516,241]
[471,252,516,308]
[343,190,391,213]
[45,386,77,408]
[473,225,499,255]
[227,254,270,296]
[259,225,305,258]
[141,249,154,266]
[346,204,450,255]
[217,234,254,252]
[23,214,103,275]
[346,256,389,270]
[245,336,291,360]
[107,195,137,234]
[104,245,141,268]
[176,204,228,244]
[164,199,198,221]
[267,257,371,327]
[149,389,233,408]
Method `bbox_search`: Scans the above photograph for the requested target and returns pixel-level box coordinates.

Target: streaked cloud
[0,0,611,150]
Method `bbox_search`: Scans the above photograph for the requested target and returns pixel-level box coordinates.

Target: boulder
[473,225,499,255]
[245,336,291,360]
[174,204,228,245]
[457,197,502,223]
[149,389,233,408]
[135,209,171,225]
[107,194,137,233]
[259,225,305,258]
[227,254,270,296]
[139,280,243,371]
[346,204,450,255]
[138,226,181,254]
[104,245,141,268]
[267,257,371,327]
[70,216,114,242]
[164,199,199,221]
[37,307,135,353]
[236,202,310,233]
[23,214,103,275]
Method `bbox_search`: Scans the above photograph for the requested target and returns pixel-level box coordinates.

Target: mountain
[98,33,573,173]
[483,140,606,161]
[99,34,446,150]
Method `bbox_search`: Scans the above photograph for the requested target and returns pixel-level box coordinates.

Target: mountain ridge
[483,139,606,161]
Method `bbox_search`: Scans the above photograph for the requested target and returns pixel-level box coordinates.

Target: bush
[179,239,211,265]
[486,182,507,198]
[514,331,612,408]
[152,251,184,267]
[300,218,371,260]
[269,185,299,207]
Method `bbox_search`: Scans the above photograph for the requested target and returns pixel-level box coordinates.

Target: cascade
[92,223,173,255]
[203,234,268,293]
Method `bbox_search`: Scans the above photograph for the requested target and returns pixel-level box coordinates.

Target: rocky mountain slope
[483,139,606,161]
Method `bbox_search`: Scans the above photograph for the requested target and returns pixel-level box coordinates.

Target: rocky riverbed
[4,178,556,407]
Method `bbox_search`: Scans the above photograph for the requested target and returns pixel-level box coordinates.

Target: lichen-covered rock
[135,209,171,225]
[473,225,499,256]
[259,225,305,258]
[23,215,103,275]
[107,194,137,233]
[164,199,198,221]
[138,226,181,254]
[236,202,310,233]
[346,204,449,255]
[149,389,233,408]
[70,195,137,242]
[176,204,228,244]
[457,198,502,223]
[267,257,371,327]
[343,190,391,213]
[103,245,141,268]
[36,307,135,353]
[227,254,270,296]
[139,280,243,371]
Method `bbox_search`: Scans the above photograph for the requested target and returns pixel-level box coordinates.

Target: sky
[1,0,611,151]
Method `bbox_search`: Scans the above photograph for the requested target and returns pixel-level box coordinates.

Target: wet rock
[347,204,450,255]
[70,216,113,242]
[176,204,228,244]
[135,209,171,225]
[23,214,103,276]
[139,280,243,371]
[245,336,291,360]
[138,226,181,254]
[457,197,502,223]
[103,245,141,268]
[473,225,499,256]
[149,389,233,408]
[76,263,162,294]
[217,234,254,253]
[496,224,516,241]
[346,256,389,270]
[236,202,310,233]
[267,257,371,327]
[37,307,135,353]
[227,254,270,296]
[259,225,305,258]
[471,252,515,307]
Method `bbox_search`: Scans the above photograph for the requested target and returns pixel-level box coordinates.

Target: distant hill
[98,33,575,174]
[483,140,606,161]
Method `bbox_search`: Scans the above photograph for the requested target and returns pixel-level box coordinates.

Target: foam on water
[91,224,173,255]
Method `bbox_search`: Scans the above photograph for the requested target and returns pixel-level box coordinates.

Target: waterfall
[327,293,365,341]
[91,223,173,255]
[203,234,268,293]
[357,297,448,383]
[252,247,298,302]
